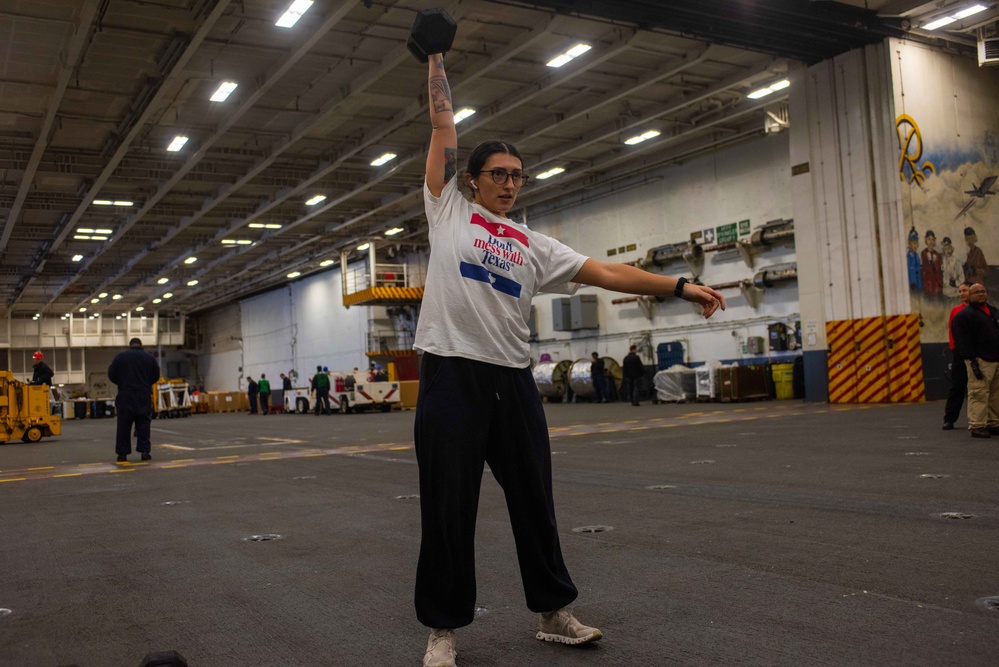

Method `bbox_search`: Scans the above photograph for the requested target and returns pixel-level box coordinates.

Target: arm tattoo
[429,76,452,113]
[443,148,457,184]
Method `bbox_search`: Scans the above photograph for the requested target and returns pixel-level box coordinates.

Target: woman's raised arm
[425,53,458,197]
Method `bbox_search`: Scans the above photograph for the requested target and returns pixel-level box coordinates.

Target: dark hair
[129,337,142,347]
[964,226,976,236]
[962,280,975,287]
[466,141,523,176]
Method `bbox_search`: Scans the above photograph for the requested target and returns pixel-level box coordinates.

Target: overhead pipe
[611,263,797,316]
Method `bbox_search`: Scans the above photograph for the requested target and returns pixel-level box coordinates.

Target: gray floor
[1,399,996,667]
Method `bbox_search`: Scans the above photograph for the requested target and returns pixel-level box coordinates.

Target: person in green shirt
[311,365,331,415]
[258,373,271,415]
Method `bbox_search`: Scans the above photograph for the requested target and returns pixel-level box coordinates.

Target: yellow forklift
[0,371,61,443]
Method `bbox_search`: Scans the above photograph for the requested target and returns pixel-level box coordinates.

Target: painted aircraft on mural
[955,175,997,219]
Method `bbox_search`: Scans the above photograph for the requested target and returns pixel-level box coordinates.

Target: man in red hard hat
[31,351,54,386]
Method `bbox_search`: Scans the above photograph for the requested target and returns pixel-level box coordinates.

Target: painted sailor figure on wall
[907,227,922,291]
[921,229,943,297]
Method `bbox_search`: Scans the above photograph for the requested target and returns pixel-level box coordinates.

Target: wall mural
[896,115,998,343]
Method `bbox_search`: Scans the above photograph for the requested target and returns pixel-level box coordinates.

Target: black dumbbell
[407,8,457,63]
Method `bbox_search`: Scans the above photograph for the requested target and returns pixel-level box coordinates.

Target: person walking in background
[281,373,292,391]
[590,352,607,403]
[258,373,271,415]
[108,338,160,463]
[413,43,725,667]
[622,345,645,406]
[30,351,54,386]
[247,376,259,415]
[943,282,971,430]
[951,283,999,438]
[312,365,331,415]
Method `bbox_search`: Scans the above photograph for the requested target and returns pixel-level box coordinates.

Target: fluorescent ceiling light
[453,108,476,123]
[385,227,404,236]
[287,271,301,279]
[250,222,283,229]
[91,298,99,304]
[184,257,197,264]
[546,43,591,68]
[370,152,397,167]
[99,292,108,298]
[320,259,335,267]
[536,167,566,180]
[953,4,987,19]
[112,294,122,300]
[92,236,108,241]
[747,79,790,100]
[92,200,113,206]
[72,254,83,262]
[222,239,253,245]
[923,16,957,30]
[305,194,327,206]
[275,0,313,28]
[248,223,265,228]
[152,298,162,304]
[624,130,661,146]
[187,280,199,286]
[265,223,281,229]
[210,81,238,102]
[356,242,370,251]
[167,135,189,152]
[135,306,144,312]
[112,201,133,207]
[78,228,94,233]
[157,277,169,284]
[73,235,91,240]
[95,228,113,234]
[163,293,173,299]
[79,307,87,312]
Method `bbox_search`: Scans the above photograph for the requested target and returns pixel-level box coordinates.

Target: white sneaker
[536,607,603,645]
[423,628,457,667]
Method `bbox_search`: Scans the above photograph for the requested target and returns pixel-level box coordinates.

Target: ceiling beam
[41,0,362,313]
[0,0,100,255]
[12,0,235,312]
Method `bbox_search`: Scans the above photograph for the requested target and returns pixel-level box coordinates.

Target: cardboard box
[399,380,419,409]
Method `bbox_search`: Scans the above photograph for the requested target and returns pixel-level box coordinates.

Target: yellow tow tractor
[0,371,61,444]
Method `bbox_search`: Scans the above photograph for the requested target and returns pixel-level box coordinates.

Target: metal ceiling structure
[1,0,994,318]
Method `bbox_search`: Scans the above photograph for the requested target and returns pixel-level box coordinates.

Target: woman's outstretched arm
[573,258,726,319]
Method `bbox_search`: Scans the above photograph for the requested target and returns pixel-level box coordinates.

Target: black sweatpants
[315,388,330,414]
[414,353,578,629]
[944,348,968,425]
[115,398,152,456]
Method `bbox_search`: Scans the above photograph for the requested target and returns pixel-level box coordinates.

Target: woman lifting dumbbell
[410,10,726,667]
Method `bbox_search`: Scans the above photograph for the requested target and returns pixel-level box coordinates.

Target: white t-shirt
[414,179,588,368]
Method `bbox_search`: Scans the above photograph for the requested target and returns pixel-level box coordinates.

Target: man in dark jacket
[247,377,259,414]
[312,365,331,415]
[622,345,645,406]
[951,283,999,438]
[108,338,160,462]
[31,351,54,386]
[590,352,607,403]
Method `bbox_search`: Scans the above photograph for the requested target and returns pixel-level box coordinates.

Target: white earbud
[470,182,478,190]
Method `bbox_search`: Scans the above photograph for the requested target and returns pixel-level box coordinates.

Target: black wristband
[674,276,687,298]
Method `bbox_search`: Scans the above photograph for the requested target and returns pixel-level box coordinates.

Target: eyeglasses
[480,168,530,187]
